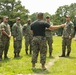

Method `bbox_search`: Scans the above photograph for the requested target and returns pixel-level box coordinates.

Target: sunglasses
[6,18,9,20]
[17,19,20,21]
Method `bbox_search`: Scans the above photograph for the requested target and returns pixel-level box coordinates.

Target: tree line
[0,0,76,35]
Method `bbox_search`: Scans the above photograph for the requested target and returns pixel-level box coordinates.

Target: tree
[53,3,76,35]
[30,12,38,22]
[0,0,29,26]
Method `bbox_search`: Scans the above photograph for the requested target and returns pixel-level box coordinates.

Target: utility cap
[16,17,20,20]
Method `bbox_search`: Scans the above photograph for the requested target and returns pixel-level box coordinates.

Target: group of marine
[0,12,76,70]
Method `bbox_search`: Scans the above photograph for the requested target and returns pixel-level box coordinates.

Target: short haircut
[37,12,44,18]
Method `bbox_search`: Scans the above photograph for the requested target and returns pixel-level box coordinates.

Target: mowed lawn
[0,36,76,75]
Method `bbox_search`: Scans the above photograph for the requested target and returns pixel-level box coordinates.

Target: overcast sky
[21,0,76,15]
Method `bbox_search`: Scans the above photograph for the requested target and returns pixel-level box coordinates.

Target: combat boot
[42,64,46,70]
[4,54,9,59]
[32,63,35,69]
[26,50,28,55]
[17,52,20,57]
[59,49,65,57]
[30,50,32,55]
[0,55,2,61]
[66,52,70,57]
[14,53,17,58]
[49,52,53,58]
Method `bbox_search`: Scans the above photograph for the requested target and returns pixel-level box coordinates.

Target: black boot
[59,49,65,57]
[26,50,28,55]
[30,50,32,55]
[66,52,70,57]
[17,52,20,57]
[14,53,17,58]
[49,52,53,58]
[4,54,9,59]
[0,55,2,61]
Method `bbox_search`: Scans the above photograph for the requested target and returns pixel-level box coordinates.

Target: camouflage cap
[16,17,20,20]
[46,15,50,18]
[66,15,70,18]
[3,16,9,19]
[27,18,31,21]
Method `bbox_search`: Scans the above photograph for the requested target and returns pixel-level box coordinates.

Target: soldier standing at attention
[0,16,11,60]
[74,16,76,41]
[59,15,74,57]
[0,22,2,61]
[31,12,65,70]
[12,17,23,58]
[45,15,53,58]
[23,19,33,55]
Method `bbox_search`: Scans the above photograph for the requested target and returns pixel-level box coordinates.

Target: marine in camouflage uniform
[31,13,65,70]
[0,16,11,60]
[12,17,23,58]
[73,16,76,41]
[0,24,2,61]
[23,19,33,55]
[60,15,74,57]
[45,15,53,57]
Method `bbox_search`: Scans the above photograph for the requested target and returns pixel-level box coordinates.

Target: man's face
[3,18,8,23]
[46,18,50,22]
[16,19,20,23]
[66,17,70,22]
[27,20,31,24]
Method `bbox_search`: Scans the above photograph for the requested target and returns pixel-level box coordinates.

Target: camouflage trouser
[46,37,53,56]
[74,26,76,34]
[0,40,2,56]
[31,36,47,64]
[0,39,10,56]
[14,40,22,54]
[62,38,72,56]
[25,35,32,53]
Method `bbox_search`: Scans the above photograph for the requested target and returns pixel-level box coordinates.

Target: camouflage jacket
[45,22,53,38]
[0,24,2,39]
[23,24,31,36]
[0,22,11,40]
[12,23,23,40]
[63,21,74,38]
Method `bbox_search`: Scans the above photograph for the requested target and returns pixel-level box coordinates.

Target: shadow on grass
[66,56,76,59]
[47,56,55,59]
[0,58,11,64]
[32,68,50,74]
[26,54,32,57]
[13,56,23,60]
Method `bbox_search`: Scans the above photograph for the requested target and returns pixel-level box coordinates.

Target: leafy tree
[53,3,76,35]
[0,0,29,26]
[30,12,38,22]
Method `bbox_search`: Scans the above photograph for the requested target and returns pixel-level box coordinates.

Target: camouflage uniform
[73,16,76,34]
[45,22,53,57]
[0,24,2,60]
[31,36,47,64]
[0,22,11,59]
[62,21,74,56]
[31,19,50,66]
[12,22,23,57]
[23,23,33,54]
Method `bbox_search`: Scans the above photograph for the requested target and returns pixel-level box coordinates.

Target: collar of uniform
[3,22,8,25]
[16,23,20,26]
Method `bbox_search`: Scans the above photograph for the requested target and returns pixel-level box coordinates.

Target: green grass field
[0,36,76,75]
